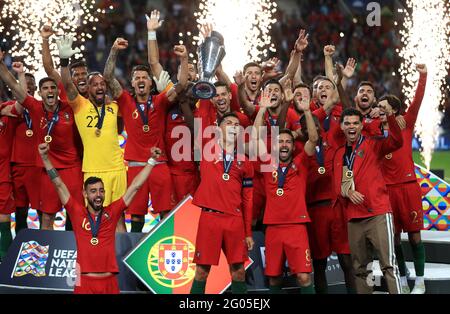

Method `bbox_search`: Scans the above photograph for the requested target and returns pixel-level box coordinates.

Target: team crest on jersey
[39,117,48,129]
[148,236,195,288]
[103,212,110,220]
[107,106,114,114]
[357,150,364,158]
[63,112,70,121]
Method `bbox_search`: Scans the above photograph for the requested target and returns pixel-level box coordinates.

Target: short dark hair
[293,83,312,98]
[262,79,284,92]
[379,94,404,115]
[340,108,364,123]
[131,65,151,78]
[243,62,261,73]
[24,73,35,81]
[214,81,230,92]
[218,112,239,126]
[38,77,57,90]
[69,60,88,75]
[357,81,375,91]
[279,128,294,141]
[84,177,104,190]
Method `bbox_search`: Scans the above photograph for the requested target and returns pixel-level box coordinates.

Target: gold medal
[95,128,101,137]
[142,125,150,133]
[44,135,52,143]
[345,170,354,179]
[318,167,326,175]
[90,237,99,246]
[26,129,33,137]
[276,188,284,196]
[222,173,230,181]
[385,153,392,160]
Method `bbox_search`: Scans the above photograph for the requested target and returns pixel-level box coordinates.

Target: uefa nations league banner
[0,197,344,293]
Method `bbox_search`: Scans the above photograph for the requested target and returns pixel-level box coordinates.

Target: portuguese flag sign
[123,196,252,294]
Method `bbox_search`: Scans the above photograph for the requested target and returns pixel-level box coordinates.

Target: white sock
[415,276,424,285]
[400,276,408,287]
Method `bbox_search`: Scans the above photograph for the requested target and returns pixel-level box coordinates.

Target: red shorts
[171,171,199,204]
[388,182,424,233]
[307,201,350,259]
[40,167,84,214]
[0,182,15,215]
[74,274,119,294]
[126,163,175,215]
[12,165,41,209]
[193,210,248,266]
[252,174,266,222]
[264,224,312,276]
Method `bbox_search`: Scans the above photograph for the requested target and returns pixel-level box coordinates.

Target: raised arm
[280,30,308,86]
[215,64,233,88]
[234,71,255,117]
[404,64,427,127]
[40,22,62,82]
[340,58,357,90]
[38,143,70,205]
[277,78,293,133]
[146,10,164,79]
[323,45,335,81]
[378,104,403,155]
[122,147,161,206]
[103,38,127,99]
[335,62,353,110]
[56,35,80,102]
[172,45,189,97]
[299,98,319,156]
[0,52,27,104]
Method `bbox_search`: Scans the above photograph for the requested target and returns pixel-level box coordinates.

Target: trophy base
[192,81,216,99]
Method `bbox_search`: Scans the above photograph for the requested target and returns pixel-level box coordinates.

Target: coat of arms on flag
[13,241,49,277]
[158,243,189,280]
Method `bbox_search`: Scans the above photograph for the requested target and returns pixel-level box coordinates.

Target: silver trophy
[192,31,226,99]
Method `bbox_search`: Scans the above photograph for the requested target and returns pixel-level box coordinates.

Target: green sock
[131,221,144,233]
[300,283,315,294]
[231,280,247,294]
[190,279,206,294]
[14,207,28,234]
[395,245,407,276]
[0,222,12,259]
[411,242,425,277]
[269,285,283,294]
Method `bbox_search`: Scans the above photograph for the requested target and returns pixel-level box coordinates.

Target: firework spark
[0,0,105,77]
[398,0,450,169]
[193,0,277,75]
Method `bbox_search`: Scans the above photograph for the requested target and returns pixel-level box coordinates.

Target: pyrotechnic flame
[193,0,277,75]
[398,0,450,169]
[0,0,105,78]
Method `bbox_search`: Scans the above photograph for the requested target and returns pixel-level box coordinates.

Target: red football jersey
[65,196,126,274]
[333,115,403,220]
[0,103,19,182]
[58,81,68,103]
[192,143,253,236]
[258,152,310,225]
[11,118,38,166]
[117,90,171,162]
[382,72,427,185]
[305,135,336,204]
[165,105,197,175]
[21,96,82,169]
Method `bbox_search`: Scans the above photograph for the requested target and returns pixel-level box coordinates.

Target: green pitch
[413,151,450,182]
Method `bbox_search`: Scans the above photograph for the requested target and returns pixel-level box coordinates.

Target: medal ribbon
[86,209,103,240]
[323,115,331,132]
[267,111,277,126]
[44,104,60,137]
[223,150,234,176]
[344,135,365,171]
[277,162,292,190]
[23,109,32,130]
[135,96,152,127]
[315,138,325,168]
[92,103,106,130]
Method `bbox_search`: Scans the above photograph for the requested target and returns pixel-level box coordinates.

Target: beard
[87,199,103,212]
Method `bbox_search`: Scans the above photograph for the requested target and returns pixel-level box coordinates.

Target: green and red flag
[123,196,252,294]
